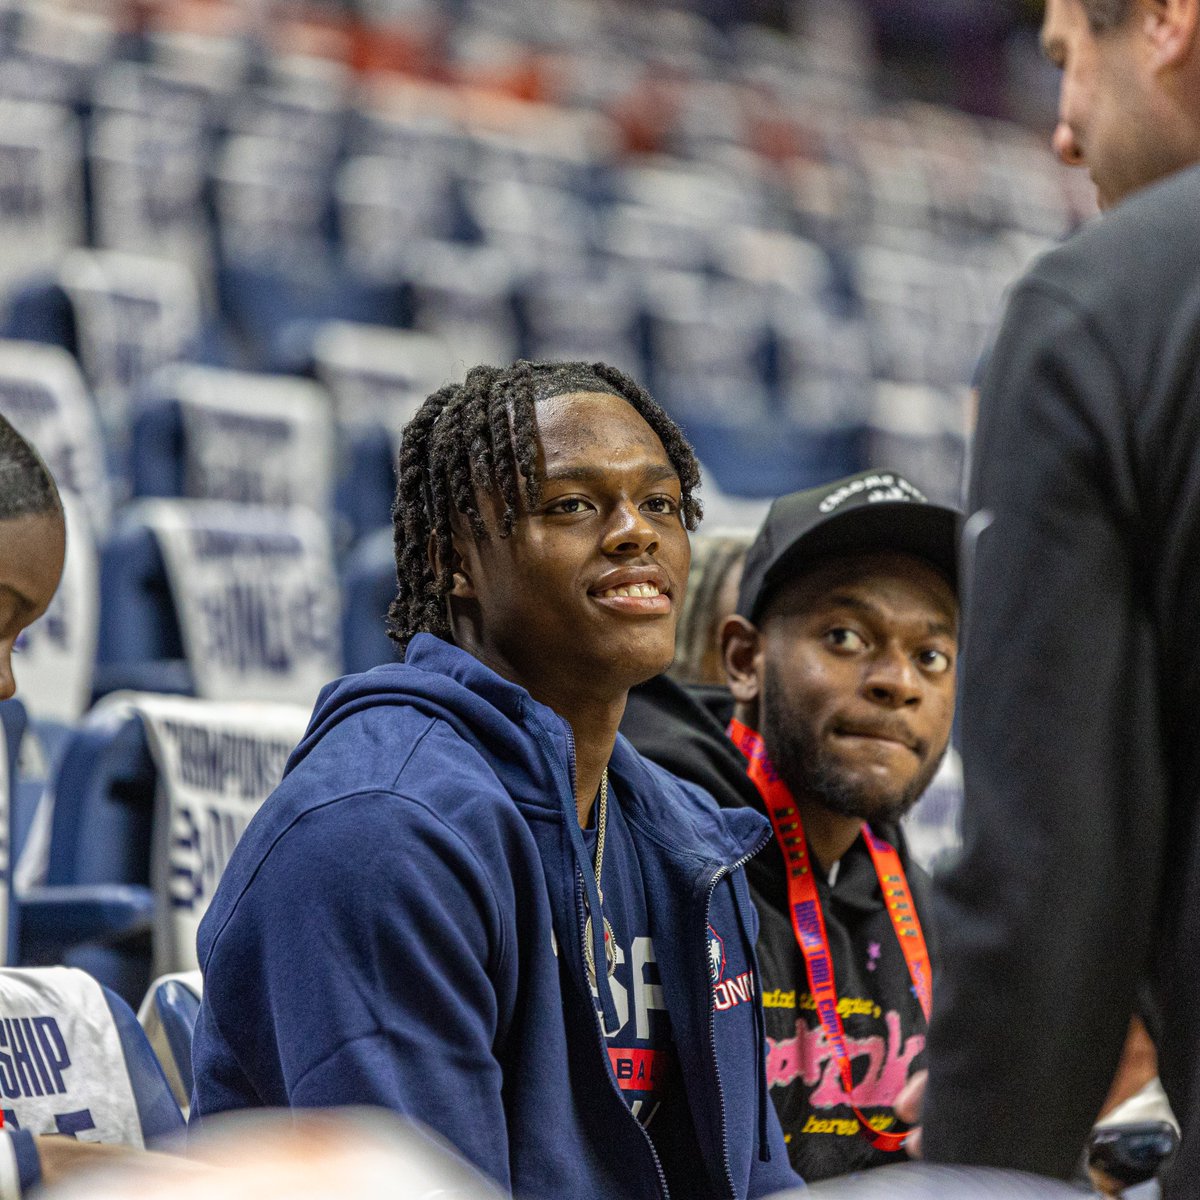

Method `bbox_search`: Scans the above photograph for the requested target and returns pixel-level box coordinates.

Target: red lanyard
[728,718,932,1153]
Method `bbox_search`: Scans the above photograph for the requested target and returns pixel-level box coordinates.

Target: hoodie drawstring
[731,879,772,1163]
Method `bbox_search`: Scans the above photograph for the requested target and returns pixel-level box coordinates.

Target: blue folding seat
[341,529,401,676]
[138,973,202,1109]
[95,500,342,707]
[129,366,336,514]
[309,322,454,543]
[3,249,203,433]
[17,704,157,1006]
[94,520,190,701]
[18,689,309,1007]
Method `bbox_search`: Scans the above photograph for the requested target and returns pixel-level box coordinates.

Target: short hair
[387,359,703,652]
[668,533,750,686]
[0,414,62,521]
[1080,0,1133,31]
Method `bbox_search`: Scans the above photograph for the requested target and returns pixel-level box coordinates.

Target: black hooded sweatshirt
[621,674,933,1182]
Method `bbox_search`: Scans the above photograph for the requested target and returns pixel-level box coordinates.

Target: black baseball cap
[736,469,961,622]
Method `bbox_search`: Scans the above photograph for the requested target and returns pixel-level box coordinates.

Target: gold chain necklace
[583,768,616,989]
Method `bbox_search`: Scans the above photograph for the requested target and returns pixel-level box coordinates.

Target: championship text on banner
[14,494,98,723]
[0,340,111,534]
[171,366,335,512]
[138,499,341,706]
[58,249,200,428]
[129,692,310,975]
[311,322,451,434]
[0,967,144,1147]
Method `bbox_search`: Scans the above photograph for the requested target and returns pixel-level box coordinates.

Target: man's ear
[428,533,475,599]
[721,615,763,706]
[1143,0,1199,71]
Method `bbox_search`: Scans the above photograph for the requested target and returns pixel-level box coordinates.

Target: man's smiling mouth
[595,582,663,599]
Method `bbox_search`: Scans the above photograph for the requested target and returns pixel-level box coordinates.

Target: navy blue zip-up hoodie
[191,636,801,1199]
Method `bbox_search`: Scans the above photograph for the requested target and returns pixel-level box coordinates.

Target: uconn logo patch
[709,924,755,1012]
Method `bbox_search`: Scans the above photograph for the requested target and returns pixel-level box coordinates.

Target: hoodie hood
[281,634,764,1032]
[289,634,763,864]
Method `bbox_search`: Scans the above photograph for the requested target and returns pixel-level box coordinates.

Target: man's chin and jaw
[762,665,947,829]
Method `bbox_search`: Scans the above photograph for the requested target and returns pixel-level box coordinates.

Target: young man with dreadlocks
[190,361,801,1200]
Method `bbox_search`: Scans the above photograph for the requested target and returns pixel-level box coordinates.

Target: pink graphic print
[766,1011,925,1108]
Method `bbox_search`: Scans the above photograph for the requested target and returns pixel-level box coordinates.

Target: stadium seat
[137,972,202,1111]
[3,249,203,431]
[96,499,342,707]
[19,692,309,1005]
[94,518,190,701]
[0,965,184,1147]
[17,704,157,1003]
[0,698,26,966]
[309,322,453,541]
[130,366,336,513]
[0,100,85,294]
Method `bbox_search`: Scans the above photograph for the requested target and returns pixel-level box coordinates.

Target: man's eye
[918,648,952,675]
[825,628,866,652]
[642,496,679,515]
[548,498,589,515]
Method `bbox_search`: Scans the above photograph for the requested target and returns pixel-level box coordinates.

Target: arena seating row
[0,0,1016,1012]
[0,0,1091,514]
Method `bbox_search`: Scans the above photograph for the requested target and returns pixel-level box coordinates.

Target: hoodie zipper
[561,724,671,1198]
[576,871,672,1200]
[704,836,771,1200]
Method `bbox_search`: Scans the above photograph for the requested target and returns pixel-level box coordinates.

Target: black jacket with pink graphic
[621,673,935,1182]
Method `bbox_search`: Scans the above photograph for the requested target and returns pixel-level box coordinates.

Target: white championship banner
[13,494,98,723]
[137,499,341,706]
[311,321,451,435]
[0,340,112,534]
[0,100,85,291]
[58,249,201,429]
[0,967,144,1147]
[133,693,309,975]
[171,366,335,512]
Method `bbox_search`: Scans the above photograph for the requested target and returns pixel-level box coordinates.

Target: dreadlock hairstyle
[387,360,702,652]
[0,414,61,522]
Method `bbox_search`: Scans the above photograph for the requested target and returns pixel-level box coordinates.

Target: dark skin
[721,550,957,873]
[442,391,692,826]
[0,509,66,699]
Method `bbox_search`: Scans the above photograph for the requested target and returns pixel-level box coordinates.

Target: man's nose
[604,501,658,556]
[1052,119,1085,167]
[863,648,921,708]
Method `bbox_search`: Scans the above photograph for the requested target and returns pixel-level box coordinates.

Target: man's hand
[895,1069,927,1159]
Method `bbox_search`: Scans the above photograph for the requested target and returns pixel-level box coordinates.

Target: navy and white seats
[97,500,341,706]
[0,965,183,1194]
